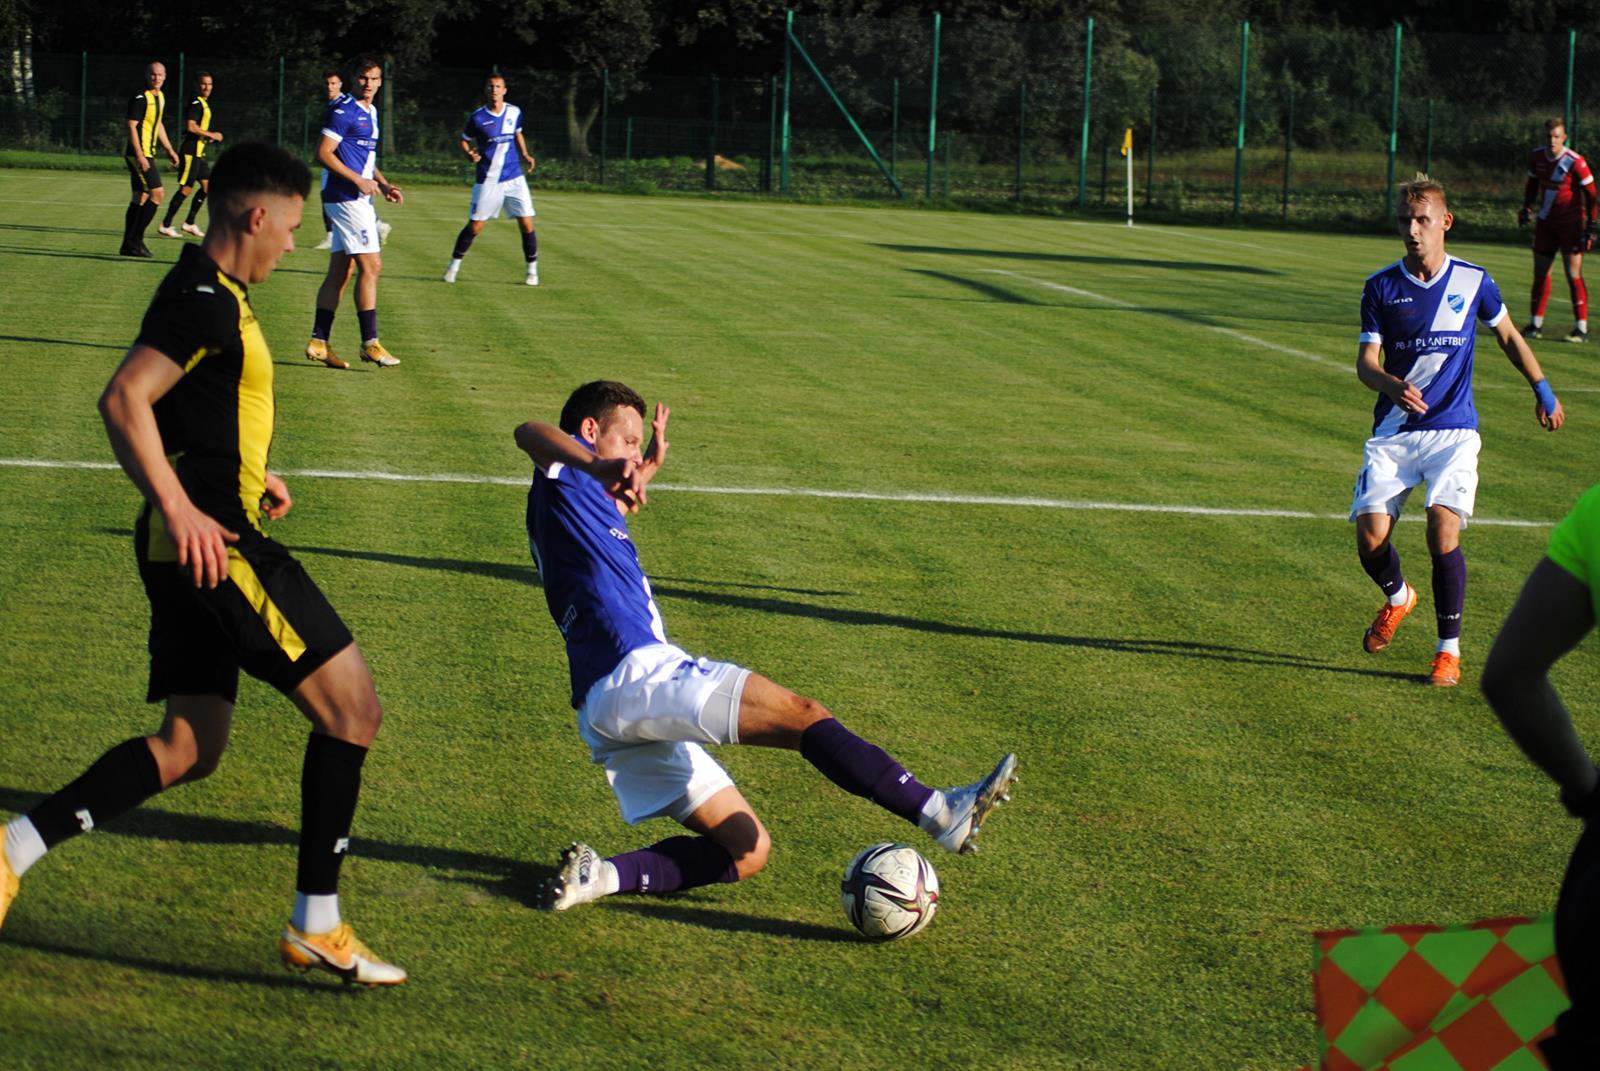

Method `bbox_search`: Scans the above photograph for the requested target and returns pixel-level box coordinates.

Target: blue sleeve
[1359,279,1383,342]
[1477,272,1506,323]
[462,114,476,144]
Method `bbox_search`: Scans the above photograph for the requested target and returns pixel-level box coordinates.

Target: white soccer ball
[840,842,940,940]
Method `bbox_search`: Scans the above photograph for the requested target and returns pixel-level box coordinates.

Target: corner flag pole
[1121,127,1133,227]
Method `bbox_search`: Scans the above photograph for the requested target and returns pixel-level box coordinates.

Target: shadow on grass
[2,934,357,991]
[0,222,123,237]
[0,244,170,264]
[908,268,1040,304]
[603,900,857,943]
[876,243,1284,275]
[0,333,126,351]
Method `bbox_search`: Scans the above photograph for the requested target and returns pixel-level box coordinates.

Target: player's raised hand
[640,402,670,483]
[163,499,239,589]
[261,471,294,521]
[1538,397,1566,431]
[590,456,645,514]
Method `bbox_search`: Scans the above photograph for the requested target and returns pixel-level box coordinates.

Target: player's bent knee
[735,828,772,880]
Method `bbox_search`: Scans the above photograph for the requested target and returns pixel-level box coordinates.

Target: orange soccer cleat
[1363,584,1418,654]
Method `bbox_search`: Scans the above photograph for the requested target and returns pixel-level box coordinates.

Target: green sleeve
[1547,484,1600,586]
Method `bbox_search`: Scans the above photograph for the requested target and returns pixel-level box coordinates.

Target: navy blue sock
[452,225,476,260]
[1359,542,1405,598]
[521,228,538,263]
[297,733,367,896]
[27,738,163,848]
[609,836,739,895]
[312,306,335,341]
[800,718,933,825]
[1432,548,1466,640]
[357,308,378,343]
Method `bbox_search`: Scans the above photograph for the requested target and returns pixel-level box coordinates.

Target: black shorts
[125,156,162,195]
[178,155,210,188]
[136,514,353,703]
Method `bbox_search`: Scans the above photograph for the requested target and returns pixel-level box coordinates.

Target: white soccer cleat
[156,224,180,239]
[181,222,205,237]
[526,263,539,287]
[442,261,460,284]
[541,842,608,911]
[376,219,392,244]
[933,752,1018,855]
[314,234,333,250]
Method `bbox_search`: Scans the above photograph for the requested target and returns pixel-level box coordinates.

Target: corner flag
[1120,127,1133,157]
[1311,915,1567,1070]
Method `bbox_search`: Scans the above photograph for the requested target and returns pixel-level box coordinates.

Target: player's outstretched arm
[637,403,670,487]
[1481,558,1598,805]
[1492,318,1565,430]
[513,421,645,512]
[100,346,239,588]
[1356,341,1427,415]
[158,120,178,166]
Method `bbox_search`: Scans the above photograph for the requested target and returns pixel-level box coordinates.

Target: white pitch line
[0,457,1551,527]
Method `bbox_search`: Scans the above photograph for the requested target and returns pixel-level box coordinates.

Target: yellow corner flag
[1120,127,1133,156]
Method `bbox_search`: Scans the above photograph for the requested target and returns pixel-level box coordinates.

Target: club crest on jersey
[1446,294,1465,314]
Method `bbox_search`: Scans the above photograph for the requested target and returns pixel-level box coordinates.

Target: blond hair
[1398,172,1447,210]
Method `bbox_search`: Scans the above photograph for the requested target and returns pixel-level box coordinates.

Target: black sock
[162,192,187,227]
[322,209,332,233]
[521,228,538,263]
[27,738,163,848]
[452,225,477,260]
[297,733,368,896]
[186,190,206,225]
[312,306,335,341]
[135,200,159,242]
[122,203,141,247]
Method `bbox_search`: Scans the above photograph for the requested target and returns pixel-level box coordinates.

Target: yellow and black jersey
[125,88,166,158]
[179,96,212,158]
[133,244,275,548]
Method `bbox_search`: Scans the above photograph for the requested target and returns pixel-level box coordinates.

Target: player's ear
[580,415,600,443]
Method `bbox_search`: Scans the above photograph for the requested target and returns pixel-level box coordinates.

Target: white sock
[915,790,950,834]
[599,860,620,896]
[4,816,48,877]
[1580,319,1589,332]
[1437,637,1461,656]
[1534,315,1546,328]
[450,257,462,267]
[1389,582,1411,607]
[292,893,340,933]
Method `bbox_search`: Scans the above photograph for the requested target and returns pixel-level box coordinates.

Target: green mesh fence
[2,27,1596,226]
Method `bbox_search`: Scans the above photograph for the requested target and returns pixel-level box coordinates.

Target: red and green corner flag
[1310,915,1568,1070]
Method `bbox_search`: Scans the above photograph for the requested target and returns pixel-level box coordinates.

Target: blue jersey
[464,104,525,184]
[1359,255,1506,437]
[526,439,667,707]
[321,96,379,204]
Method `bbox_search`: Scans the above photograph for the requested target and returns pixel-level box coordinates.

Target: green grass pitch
[0,168,1597,1069]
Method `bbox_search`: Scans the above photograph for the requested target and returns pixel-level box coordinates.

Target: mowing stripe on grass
[0,457,1551,527]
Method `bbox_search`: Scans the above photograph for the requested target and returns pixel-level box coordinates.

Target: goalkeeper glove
[1518,206,1533,226]
[1585,221,1598,252]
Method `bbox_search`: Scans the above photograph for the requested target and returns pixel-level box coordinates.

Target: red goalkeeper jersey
[1527,146,1595,222]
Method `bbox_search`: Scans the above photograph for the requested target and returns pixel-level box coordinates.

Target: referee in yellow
[121,60,180,257]
[2,142,406,986]
[159,71,223,239]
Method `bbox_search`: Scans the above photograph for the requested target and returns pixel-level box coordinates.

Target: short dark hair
[560,381,646,436]
[351,56,382,78]
[206,142,312,228]
[195,70,213,86]
[321,69,342,81]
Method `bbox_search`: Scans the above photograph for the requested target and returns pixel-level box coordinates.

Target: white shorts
[1349,428,1481,525]
[324,199,380,255]
[577,643,751,824]
[469,175,535,221]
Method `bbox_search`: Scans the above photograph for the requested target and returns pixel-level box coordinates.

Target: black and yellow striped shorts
[136,516,353,703]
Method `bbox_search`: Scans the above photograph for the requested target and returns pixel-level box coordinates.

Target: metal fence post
[1566,30,1576,143]
[781,10,792,193]
[1233,20,1248,218]
[766,74,777,192]
[891,77,899,181]
[1283,84,1294,221]
[276,55,285,146]
[1078,17,1093,207]
[1424,97,1433,175]
[1015,81,1026,200]
[1384,23,1401,218]
[1146,87,1156,207]
[624,116,633,185]
[705,75,718,190]
[79,51,87,153]
[177,53,185,109]
[302,101,310,158]
[600,68,610,186]
[926,11,941,199]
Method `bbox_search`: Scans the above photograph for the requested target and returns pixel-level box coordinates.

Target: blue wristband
[1534,379,1558,413]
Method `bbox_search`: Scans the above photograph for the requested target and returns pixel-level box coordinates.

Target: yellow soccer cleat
[1429,651,1461,688]
[280,921,406,986]
[361,340,400,368]
[1,840,18,932]
[305,337,349,370]
[1363,583,1417,654]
